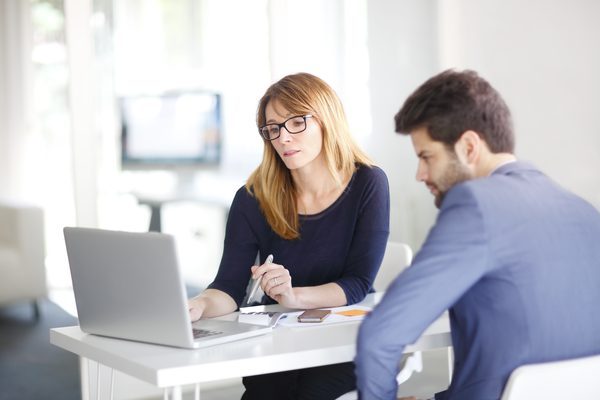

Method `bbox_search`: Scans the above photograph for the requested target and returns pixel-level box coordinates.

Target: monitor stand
[138,170,198,232]
[174,170,198,198]
[134,168,238,232]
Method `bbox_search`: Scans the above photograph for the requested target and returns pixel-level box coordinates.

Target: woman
[188,72,389,399]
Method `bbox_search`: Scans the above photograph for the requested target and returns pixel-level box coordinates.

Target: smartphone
[297,309,331,323]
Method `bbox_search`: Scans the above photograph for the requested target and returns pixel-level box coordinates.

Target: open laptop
[63,227,272,349]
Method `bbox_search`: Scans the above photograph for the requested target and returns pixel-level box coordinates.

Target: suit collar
[488,160,517,176]
[492,160,538,176]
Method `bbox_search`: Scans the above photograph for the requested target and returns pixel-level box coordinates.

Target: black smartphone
[297,309,331,323]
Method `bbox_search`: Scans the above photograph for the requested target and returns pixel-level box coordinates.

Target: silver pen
[247,254,273,304]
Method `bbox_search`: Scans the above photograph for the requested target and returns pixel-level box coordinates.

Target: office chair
[500,353,600,400]
[0,199,46,319]
[337,242,423,400]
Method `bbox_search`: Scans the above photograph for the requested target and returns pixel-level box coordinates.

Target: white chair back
[501,354,600,400]
[335,242,419,400]
[373,241,413,292]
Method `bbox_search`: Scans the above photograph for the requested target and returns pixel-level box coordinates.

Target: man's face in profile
[410,127,474,208]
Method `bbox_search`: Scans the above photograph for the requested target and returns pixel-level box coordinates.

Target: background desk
[131,173,243,232]
[50,294,451,399]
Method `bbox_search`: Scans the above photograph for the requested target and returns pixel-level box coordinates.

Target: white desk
[50,294,451,399]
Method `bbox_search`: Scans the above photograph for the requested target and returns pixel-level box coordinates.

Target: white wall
[3,0,599,259]
[367,0,600,251]
[366,0,440,251]
[438,0,600,209]
[0,0,33,198]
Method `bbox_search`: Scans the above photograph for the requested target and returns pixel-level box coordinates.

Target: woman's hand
[188,296,207,322]
[251,261,297,308]
[187,289,237,321]
[250,261,348,310]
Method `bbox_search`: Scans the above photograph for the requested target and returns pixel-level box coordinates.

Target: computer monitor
[119,91,222,170]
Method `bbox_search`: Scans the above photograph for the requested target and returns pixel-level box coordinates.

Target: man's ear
[454,130,481,165]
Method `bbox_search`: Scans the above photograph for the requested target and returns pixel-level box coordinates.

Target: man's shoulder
[442,161,596,223]
[450,162,543,200]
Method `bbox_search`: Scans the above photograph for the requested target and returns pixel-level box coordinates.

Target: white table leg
[82,357,115,400]
[447,347,454,384]
[194,383,201,400]
[163,386,184,400]
[109,368,115,400]
[96,360,101,399]
[171,385,182,400]
[80,357,90,400]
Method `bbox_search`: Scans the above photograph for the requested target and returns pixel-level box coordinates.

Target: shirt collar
[488,159,517,176]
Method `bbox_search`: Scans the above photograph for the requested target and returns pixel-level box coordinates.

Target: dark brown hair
[395,69,515,153]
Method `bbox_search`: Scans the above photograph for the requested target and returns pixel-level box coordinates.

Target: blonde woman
[188,73,389,399]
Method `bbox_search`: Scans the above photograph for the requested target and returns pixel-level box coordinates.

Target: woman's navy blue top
[207,165,390,307]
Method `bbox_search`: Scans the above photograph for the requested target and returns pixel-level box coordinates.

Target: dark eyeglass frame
[258,114,313,141]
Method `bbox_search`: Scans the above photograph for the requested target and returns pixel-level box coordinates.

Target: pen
[247,254,273,304]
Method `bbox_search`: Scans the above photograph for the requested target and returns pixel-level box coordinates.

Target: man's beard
[432,157,473,208]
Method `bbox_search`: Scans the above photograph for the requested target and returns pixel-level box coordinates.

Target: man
[355,69,600,400]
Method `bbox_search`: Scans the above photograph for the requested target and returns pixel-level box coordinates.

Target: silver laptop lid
[64,227,198,348]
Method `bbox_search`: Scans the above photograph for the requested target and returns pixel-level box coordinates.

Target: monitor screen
[120,91,221,169]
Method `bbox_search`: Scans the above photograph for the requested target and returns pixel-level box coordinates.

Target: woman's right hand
[187,289,238,321]
[188,296,207,322]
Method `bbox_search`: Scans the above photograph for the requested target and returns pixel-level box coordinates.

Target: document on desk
[238,311,287,326]
[239,304,371,328]
[277,305,371,328]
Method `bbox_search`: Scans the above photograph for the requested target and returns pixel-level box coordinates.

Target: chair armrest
[0,200,47,301]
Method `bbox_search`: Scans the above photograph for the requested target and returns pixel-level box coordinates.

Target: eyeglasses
[259,115,313,141]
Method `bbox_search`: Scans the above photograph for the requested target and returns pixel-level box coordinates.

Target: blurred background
[1,0,599,299]
[1,0,599,398]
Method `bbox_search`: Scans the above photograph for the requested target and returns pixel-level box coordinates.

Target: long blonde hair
[246,73,373,239]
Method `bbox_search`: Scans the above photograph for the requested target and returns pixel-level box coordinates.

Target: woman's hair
[246,72,372,239]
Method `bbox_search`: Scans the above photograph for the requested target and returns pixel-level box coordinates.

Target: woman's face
[264,99,324,172]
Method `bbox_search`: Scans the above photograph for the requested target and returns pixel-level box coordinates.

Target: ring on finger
[272,277,279,286]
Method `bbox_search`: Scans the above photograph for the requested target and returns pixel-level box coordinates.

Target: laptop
[63,227,272,349]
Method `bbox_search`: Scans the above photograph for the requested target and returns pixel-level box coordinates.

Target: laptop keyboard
[193,328,223,339]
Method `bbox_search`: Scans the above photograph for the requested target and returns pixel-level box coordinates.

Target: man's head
[395,69,515,207]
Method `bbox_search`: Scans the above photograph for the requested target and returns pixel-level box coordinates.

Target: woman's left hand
[251,261,296,307]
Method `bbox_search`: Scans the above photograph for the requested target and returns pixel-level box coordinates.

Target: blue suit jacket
[355,161,600,399]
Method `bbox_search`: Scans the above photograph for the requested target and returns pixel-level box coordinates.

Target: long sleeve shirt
[208,165,390,307]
